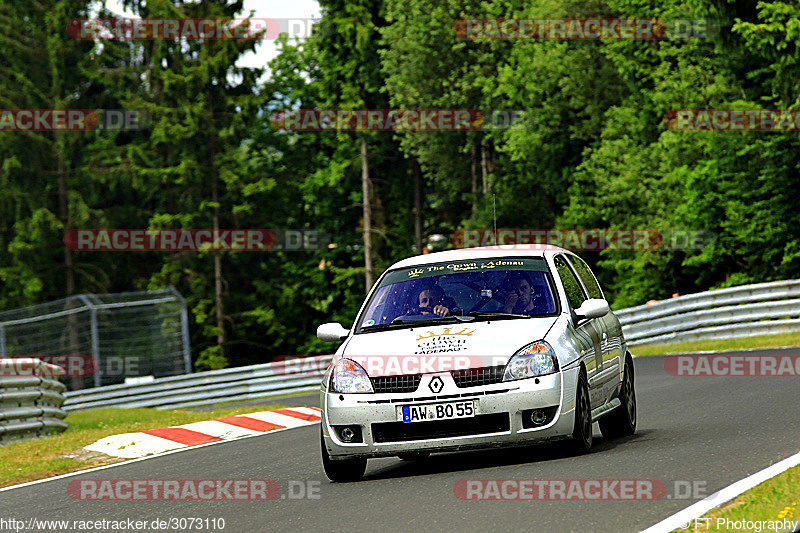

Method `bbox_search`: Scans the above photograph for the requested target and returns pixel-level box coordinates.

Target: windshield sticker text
[406,260,524,277]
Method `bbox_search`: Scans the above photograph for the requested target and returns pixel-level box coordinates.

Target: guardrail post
[169,286,193,374]
[90,308,101,387]
[78,295,101,388]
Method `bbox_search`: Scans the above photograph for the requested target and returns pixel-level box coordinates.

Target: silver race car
[317,245,636,481]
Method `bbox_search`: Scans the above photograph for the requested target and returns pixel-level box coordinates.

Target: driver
[418,286,450,317]
[501,271,539,314]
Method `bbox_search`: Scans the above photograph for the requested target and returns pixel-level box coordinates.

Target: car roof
[389,245,571,270]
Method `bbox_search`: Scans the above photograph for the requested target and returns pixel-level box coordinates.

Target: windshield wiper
[466,311,532,320]
[360,315,474,333]
[359,322,412,332]
[392,315,474,325]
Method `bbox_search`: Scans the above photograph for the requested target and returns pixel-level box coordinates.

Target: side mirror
[575,299,610,320]
[317,322,350,342]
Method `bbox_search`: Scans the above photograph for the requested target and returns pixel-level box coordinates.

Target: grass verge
[632,331,800,357]
[675,463,800,532]
[0,404,288,489]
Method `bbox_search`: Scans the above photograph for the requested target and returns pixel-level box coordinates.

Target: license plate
[399,400,476,423]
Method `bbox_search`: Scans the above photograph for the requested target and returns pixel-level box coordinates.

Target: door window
[554,255,587,310]
[568,256,604,300]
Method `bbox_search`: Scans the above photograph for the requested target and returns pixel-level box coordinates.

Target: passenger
[501,271,545,314]
[417,286,450,317]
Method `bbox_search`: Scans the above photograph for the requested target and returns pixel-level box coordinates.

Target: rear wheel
[599,358,636,439]
[568,370,592,454]
[321,429,367,482]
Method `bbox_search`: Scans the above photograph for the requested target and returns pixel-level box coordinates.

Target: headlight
[331,358,374,394]
[503,341,559,381]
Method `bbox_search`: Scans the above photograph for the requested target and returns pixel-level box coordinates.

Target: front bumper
[321,366,580,459]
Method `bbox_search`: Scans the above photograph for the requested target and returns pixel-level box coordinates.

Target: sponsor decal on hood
[414,327,476,354]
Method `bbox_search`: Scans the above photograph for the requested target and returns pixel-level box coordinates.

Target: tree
[314,0,401,293]
[112,0,264,369]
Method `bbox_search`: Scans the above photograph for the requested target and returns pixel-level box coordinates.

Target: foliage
[1,0,798,368]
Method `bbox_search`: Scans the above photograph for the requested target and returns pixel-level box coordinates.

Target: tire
[397,452,430,462]
[568,370,592,454]
[599,358,637,439]
[321,429,367,482]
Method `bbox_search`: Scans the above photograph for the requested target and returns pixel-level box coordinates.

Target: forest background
[1,0,798,370]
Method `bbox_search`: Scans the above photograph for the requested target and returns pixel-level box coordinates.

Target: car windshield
[356,257,558,332]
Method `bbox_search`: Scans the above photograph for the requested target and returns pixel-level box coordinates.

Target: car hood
[340,317,559,376]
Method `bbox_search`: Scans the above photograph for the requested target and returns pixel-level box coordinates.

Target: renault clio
[317,245,636,482]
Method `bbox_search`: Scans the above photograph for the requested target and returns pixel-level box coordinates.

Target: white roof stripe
[390,245,567,269]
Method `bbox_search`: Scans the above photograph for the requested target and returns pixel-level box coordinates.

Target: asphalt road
[4,351,800,533]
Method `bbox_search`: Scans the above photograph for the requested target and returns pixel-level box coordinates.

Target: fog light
[530,409,547,426]
[334,425,363,443]
[340,427,356,442]
[521,406,558,429]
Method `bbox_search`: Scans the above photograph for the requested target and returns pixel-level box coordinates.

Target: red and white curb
[85,407,321,459]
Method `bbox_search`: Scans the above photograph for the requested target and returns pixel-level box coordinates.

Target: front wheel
[599,359,636,439]
[568,370,592,454]
[321,429,367,482]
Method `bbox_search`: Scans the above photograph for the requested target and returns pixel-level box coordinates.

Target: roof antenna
[493,193,498,245]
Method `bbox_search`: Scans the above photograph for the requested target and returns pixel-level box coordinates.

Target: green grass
[675,464,800,532]
[632,331,800,357]
[0,404,288,488]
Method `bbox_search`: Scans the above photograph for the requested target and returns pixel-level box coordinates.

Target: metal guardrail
[63,356,332,412]
[61,279,800,412]
[617,279,800,346]
[0,359,69,444]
